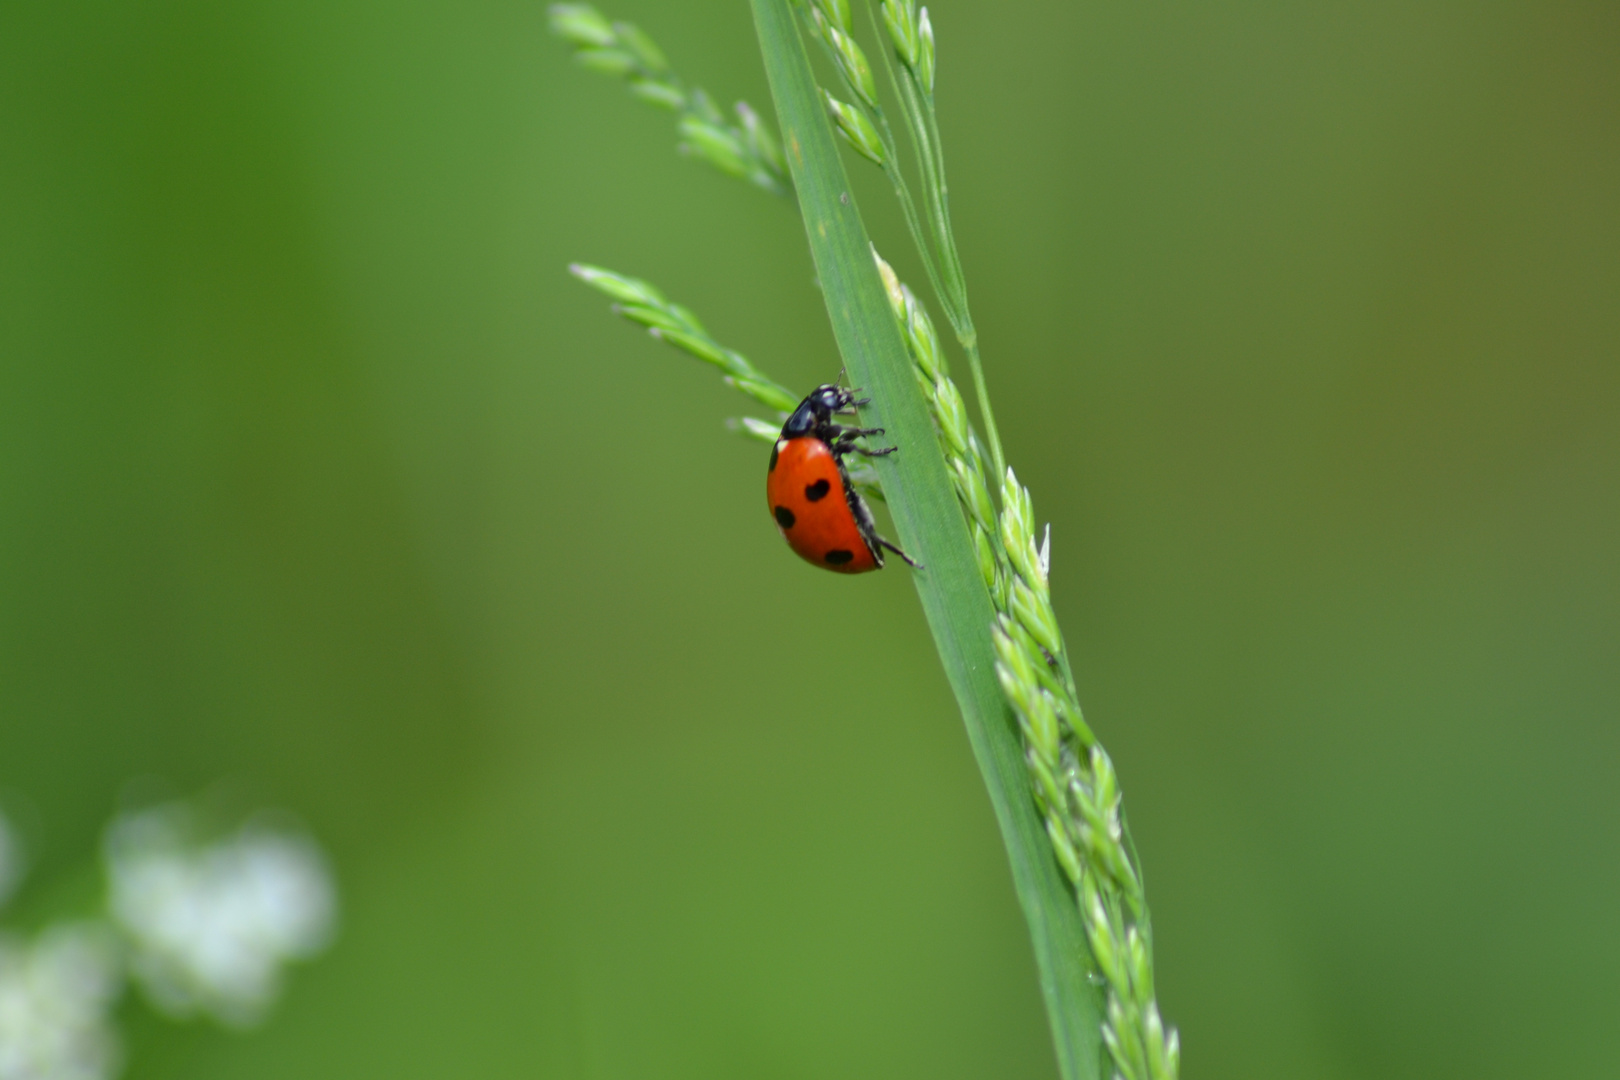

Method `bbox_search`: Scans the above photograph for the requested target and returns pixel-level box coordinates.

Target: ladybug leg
[878,536,924,569]
[828,428,894,458]
[838,441,897,459]
[836,454,924,572]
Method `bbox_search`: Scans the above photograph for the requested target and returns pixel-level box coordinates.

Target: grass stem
[749,2,1104,1076]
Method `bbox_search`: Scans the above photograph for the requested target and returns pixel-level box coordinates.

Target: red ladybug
[767,384,919,573]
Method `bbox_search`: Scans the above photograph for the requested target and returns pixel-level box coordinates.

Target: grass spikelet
[879,0,920,69]
[824,91,887,165]
[549,4,790,194]
[915,8,935,93]
[569,263,798,415]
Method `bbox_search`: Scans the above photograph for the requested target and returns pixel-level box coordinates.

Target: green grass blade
[747,3,1102,1076]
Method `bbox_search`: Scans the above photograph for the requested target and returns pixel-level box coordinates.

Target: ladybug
[767,384,920,574]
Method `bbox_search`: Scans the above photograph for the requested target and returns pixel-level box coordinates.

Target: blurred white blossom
[104,805,335,1028]
[0,925,122,1080]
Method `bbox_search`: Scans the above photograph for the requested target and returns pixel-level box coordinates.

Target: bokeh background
[3,0,1617,1076]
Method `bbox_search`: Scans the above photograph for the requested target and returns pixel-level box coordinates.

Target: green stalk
[749,3,1103,1077]
[858,4,1008,483]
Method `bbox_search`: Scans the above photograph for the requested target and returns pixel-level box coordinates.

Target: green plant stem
[748,3,1102,1077]
[907,78,1006,482]
[861,12,1007,483]
[960,337,1005,483]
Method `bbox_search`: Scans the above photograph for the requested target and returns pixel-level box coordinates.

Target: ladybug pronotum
[766,384,919,574]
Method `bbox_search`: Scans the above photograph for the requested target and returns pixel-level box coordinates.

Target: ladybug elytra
[767,384,920,574]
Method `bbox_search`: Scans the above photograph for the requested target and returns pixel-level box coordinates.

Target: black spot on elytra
[824,549,854,565]
[768,443,779,471]
[804,478,831,502]
[774,506,796,529]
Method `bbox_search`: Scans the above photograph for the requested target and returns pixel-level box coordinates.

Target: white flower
[104,806,335,1028]
[0,925,122,1080]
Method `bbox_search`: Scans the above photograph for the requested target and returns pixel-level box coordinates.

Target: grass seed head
[551,5,789,194]
[574,47,636,76]
[917,7,935,93]
[880,0,921,69]
[569,263,664,306]
[824,92,886,165]
[572,263,797,413]
[873,248,905,315]
[549,3,615,48]
[611,20,668,73]
[729,417,782,443]
[725,375,799,413]
[678,114,753,178]
[629,79,686,110]
[823,22,879,107]
[814,0,852,33]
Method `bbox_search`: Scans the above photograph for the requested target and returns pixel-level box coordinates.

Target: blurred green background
[3,0,1616,1076]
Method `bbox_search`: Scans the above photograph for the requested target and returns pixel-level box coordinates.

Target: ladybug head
[783,384,859,437]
